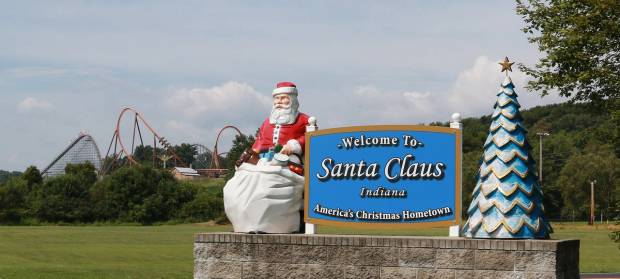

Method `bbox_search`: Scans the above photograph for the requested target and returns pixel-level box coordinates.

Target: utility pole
[589,180,596,225]
[536,132,550,186]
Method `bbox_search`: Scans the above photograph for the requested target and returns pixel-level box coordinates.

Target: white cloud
[346,86,439,123]
[165,120,204,143]
[312,55,566,128]
[165,81,273,148]
[17,97,54,112]
[446,56,564,118]
[166,81,270,119]
[447,56,520,117]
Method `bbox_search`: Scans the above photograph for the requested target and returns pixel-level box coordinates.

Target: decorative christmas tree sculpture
[463,57,552,239]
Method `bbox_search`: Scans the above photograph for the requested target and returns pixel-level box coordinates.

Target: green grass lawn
[0,222,617,278]
[550,222,620,273]
[0,224,231,279]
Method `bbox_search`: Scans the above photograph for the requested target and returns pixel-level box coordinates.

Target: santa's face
[273,94,291,108]
[269,94,298,125]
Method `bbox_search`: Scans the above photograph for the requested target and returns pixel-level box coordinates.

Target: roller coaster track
[101,107,187,175]
[212,125,243,169]
[41,132,103,177]
[190,143,213,169]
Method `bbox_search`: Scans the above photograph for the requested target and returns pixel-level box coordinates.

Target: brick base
[194,233,579,279]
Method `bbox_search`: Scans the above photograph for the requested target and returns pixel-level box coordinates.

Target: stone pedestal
[194,233,579,279]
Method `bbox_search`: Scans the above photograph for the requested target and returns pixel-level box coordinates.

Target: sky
[0,1,566,171]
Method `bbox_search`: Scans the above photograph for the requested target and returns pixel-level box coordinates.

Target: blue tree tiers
[463,75,552,239]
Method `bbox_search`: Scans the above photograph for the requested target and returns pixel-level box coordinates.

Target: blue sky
[0,1,565,171]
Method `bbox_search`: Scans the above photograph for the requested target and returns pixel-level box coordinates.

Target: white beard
[269,99,299,125]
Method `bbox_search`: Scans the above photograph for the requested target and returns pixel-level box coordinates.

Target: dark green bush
[0,162,228,225]
[179,185,225,223]
[31,163,97,223]
[0,177,29,224]
[90,165,199,224]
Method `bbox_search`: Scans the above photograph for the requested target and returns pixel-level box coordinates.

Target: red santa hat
[272,81,298,96]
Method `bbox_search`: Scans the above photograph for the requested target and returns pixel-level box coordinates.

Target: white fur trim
[286,139,302,154]
[288,154,301,164]
[272,87,298,95]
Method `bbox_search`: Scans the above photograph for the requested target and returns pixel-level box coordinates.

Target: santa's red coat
[252,113,310,154]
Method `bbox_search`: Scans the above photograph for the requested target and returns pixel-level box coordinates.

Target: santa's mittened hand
[285,139,302,155]
[280,145,292,155]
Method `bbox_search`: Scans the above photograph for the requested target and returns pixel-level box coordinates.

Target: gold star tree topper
[499,57,514,75]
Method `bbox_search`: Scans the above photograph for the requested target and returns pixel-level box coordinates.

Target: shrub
[22,166,42,188]
[31,163,98,223]
[1,162,227,225]
[0,177,29,224]
[91,166,187,224]
[179,185,225,223]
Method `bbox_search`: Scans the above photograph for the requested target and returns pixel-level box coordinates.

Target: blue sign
[304,125,461,228]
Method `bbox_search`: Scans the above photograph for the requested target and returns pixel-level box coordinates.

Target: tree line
[0,102,616,224]
[0,163,224,225]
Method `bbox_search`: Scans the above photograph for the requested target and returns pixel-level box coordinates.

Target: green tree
[133,145,153,163]
[530,132,577,219]
[32,163,98,223]
[556,145,619,220]
[516,0,620,110]
[174,143,197,167]
[90,166,185,224]
[179,185,225,222]
[65,163,98,184]
[461,151,481,218]
[193,150,213,169]
[22,166,42,188]
[225,134,255,180]
[132,145,166,168]
[0,170,23,185]
[0,177,29,224]
[461,116,491,153]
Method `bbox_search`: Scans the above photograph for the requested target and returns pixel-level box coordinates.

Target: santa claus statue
[251,81,310,164]
[224,81,313,233]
